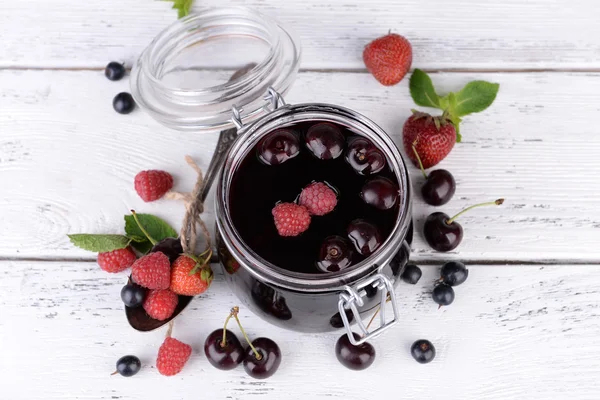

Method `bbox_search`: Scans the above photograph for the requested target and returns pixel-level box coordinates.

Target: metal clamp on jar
[131,6,413,342]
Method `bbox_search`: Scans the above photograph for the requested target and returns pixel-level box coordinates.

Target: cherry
[204,329,244,370]
[432,283,455,306]
[258,129,300,166]
[335,332,376,370]
[346,137,385,175]
[412,143,455,206]
[113,92,135,114]
[400,264,422,284]
[441,261,469,286]
[411,340,436,364]
[347,219,382,256]
[424,199,504,252]
[317,236,354,273]
[150,237,183,263]
[305,122,344,160]
[360,177,399,210]
[120,283,146,308]
[105,61,126,81]
[113,355,141,377]
[243,337,282,379]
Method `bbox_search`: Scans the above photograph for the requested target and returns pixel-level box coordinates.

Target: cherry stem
[220,309,235,348]
[110,370,118,376]
[365,294,392,331]
[411,143,428,179]
[232,307,262,361]
[446,199,505,225]
[130,210,157,245]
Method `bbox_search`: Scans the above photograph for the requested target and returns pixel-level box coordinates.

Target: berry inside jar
[229,120,401,274]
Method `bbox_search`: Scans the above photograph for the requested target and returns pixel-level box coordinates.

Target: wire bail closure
[231,87,287,129]
[337,273,399,345]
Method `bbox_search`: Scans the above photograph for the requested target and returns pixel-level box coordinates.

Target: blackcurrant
[440,261,469,286]
[120,283,146,308]
[400,264,422,284]
[105,62,126,81]
[432,283,455,306]
[115,355,141,377]
[113,92,135,114]
[410,340,435,364]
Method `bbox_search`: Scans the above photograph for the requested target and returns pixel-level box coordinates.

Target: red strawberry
[143,289,178,320]
[170,255,213,296]
[272,203,311,237]
[403,111,456,169]
[363,33,412,86]
[134,170,173,202]
[299,182,337,216]
[156,337,192,376]
[131,251,171,290]
[97,247,136,273]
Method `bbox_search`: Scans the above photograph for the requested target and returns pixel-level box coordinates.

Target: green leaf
[164,0,194,19]
[409,69,442,109]
[124,213,178,254]
[67,234,130,253]
[452,81,499,117]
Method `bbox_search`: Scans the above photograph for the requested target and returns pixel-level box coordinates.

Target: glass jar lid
[131,7,301,132]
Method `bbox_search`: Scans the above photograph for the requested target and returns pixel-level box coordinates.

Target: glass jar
[132,7,413,344]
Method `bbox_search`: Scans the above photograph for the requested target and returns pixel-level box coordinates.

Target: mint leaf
[124,213,178,254]
[164,0,194,19]
[67,234,130,253]
[452,81,499,117]
[409,69,441,109]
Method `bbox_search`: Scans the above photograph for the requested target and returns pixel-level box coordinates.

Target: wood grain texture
[1,261,599,399]
[2,69,600,262]
[2,0,600,69]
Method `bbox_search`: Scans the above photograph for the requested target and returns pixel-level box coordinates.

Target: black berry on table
[432,283,455,307]
[113,92,135,114]
[410,339,436,364]
[335,332,376,370]
[120,283,146,308]
[400,264,422,284]
[114,355,141,377]
[105,61,126,81]
[441,261,469,286]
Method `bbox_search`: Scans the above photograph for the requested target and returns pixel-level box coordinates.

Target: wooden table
[1,1,600,399]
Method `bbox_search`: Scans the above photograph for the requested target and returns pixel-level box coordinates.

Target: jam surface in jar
[229,120,401,274]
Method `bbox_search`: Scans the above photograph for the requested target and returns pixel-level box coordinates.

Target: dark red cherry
[317,236,354,273]
[150,237,183,263]
[204,329,244,370]
[305,122,344,160]
[423,212,463,252]
[347,219,382,256]
[360,177,399,210]
[258,129,300,166]
[243,338,281,379]
[346,137,385,175]
[422,169,456,206]
[335,332,375,370]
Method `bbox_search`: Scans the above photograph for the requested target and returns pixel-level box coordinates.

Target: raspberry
[143,289,178,321]
[272,203,311,237]
[156,337,192,376]
[131,252,171,290]
[299,182,337,216]
[170,255,213,296]
[134,170,173,202]
[97,247,136,273]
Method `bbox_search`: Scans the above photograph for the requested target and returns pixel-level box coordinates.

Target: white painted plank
[0,261,599,399]
[2,0,600,69]
[1,70,600,262]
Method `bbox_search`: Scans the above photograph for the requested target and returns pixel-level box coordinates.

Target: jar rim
[215,103,413,292]
[130,6,301,132]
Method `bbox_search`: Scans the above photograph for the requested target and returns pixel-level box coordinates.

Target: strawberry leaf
[124,213,178,254]
[452,81,499,117]
[409,69,442,109]
[163,0,194,19]
[67,234,131,253]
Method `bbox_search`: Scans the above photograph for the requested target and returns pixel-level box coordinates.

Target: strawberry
[131,251,171,290]
[403,111,456,169]
[363,33,412,86]
[134,170,173,202]
[156,337,192,376]
[170,254,213,296]
[97,247,136,273]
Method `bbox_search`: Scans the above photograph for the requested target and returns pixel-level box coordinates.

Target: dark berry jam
[229,120,400,274]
